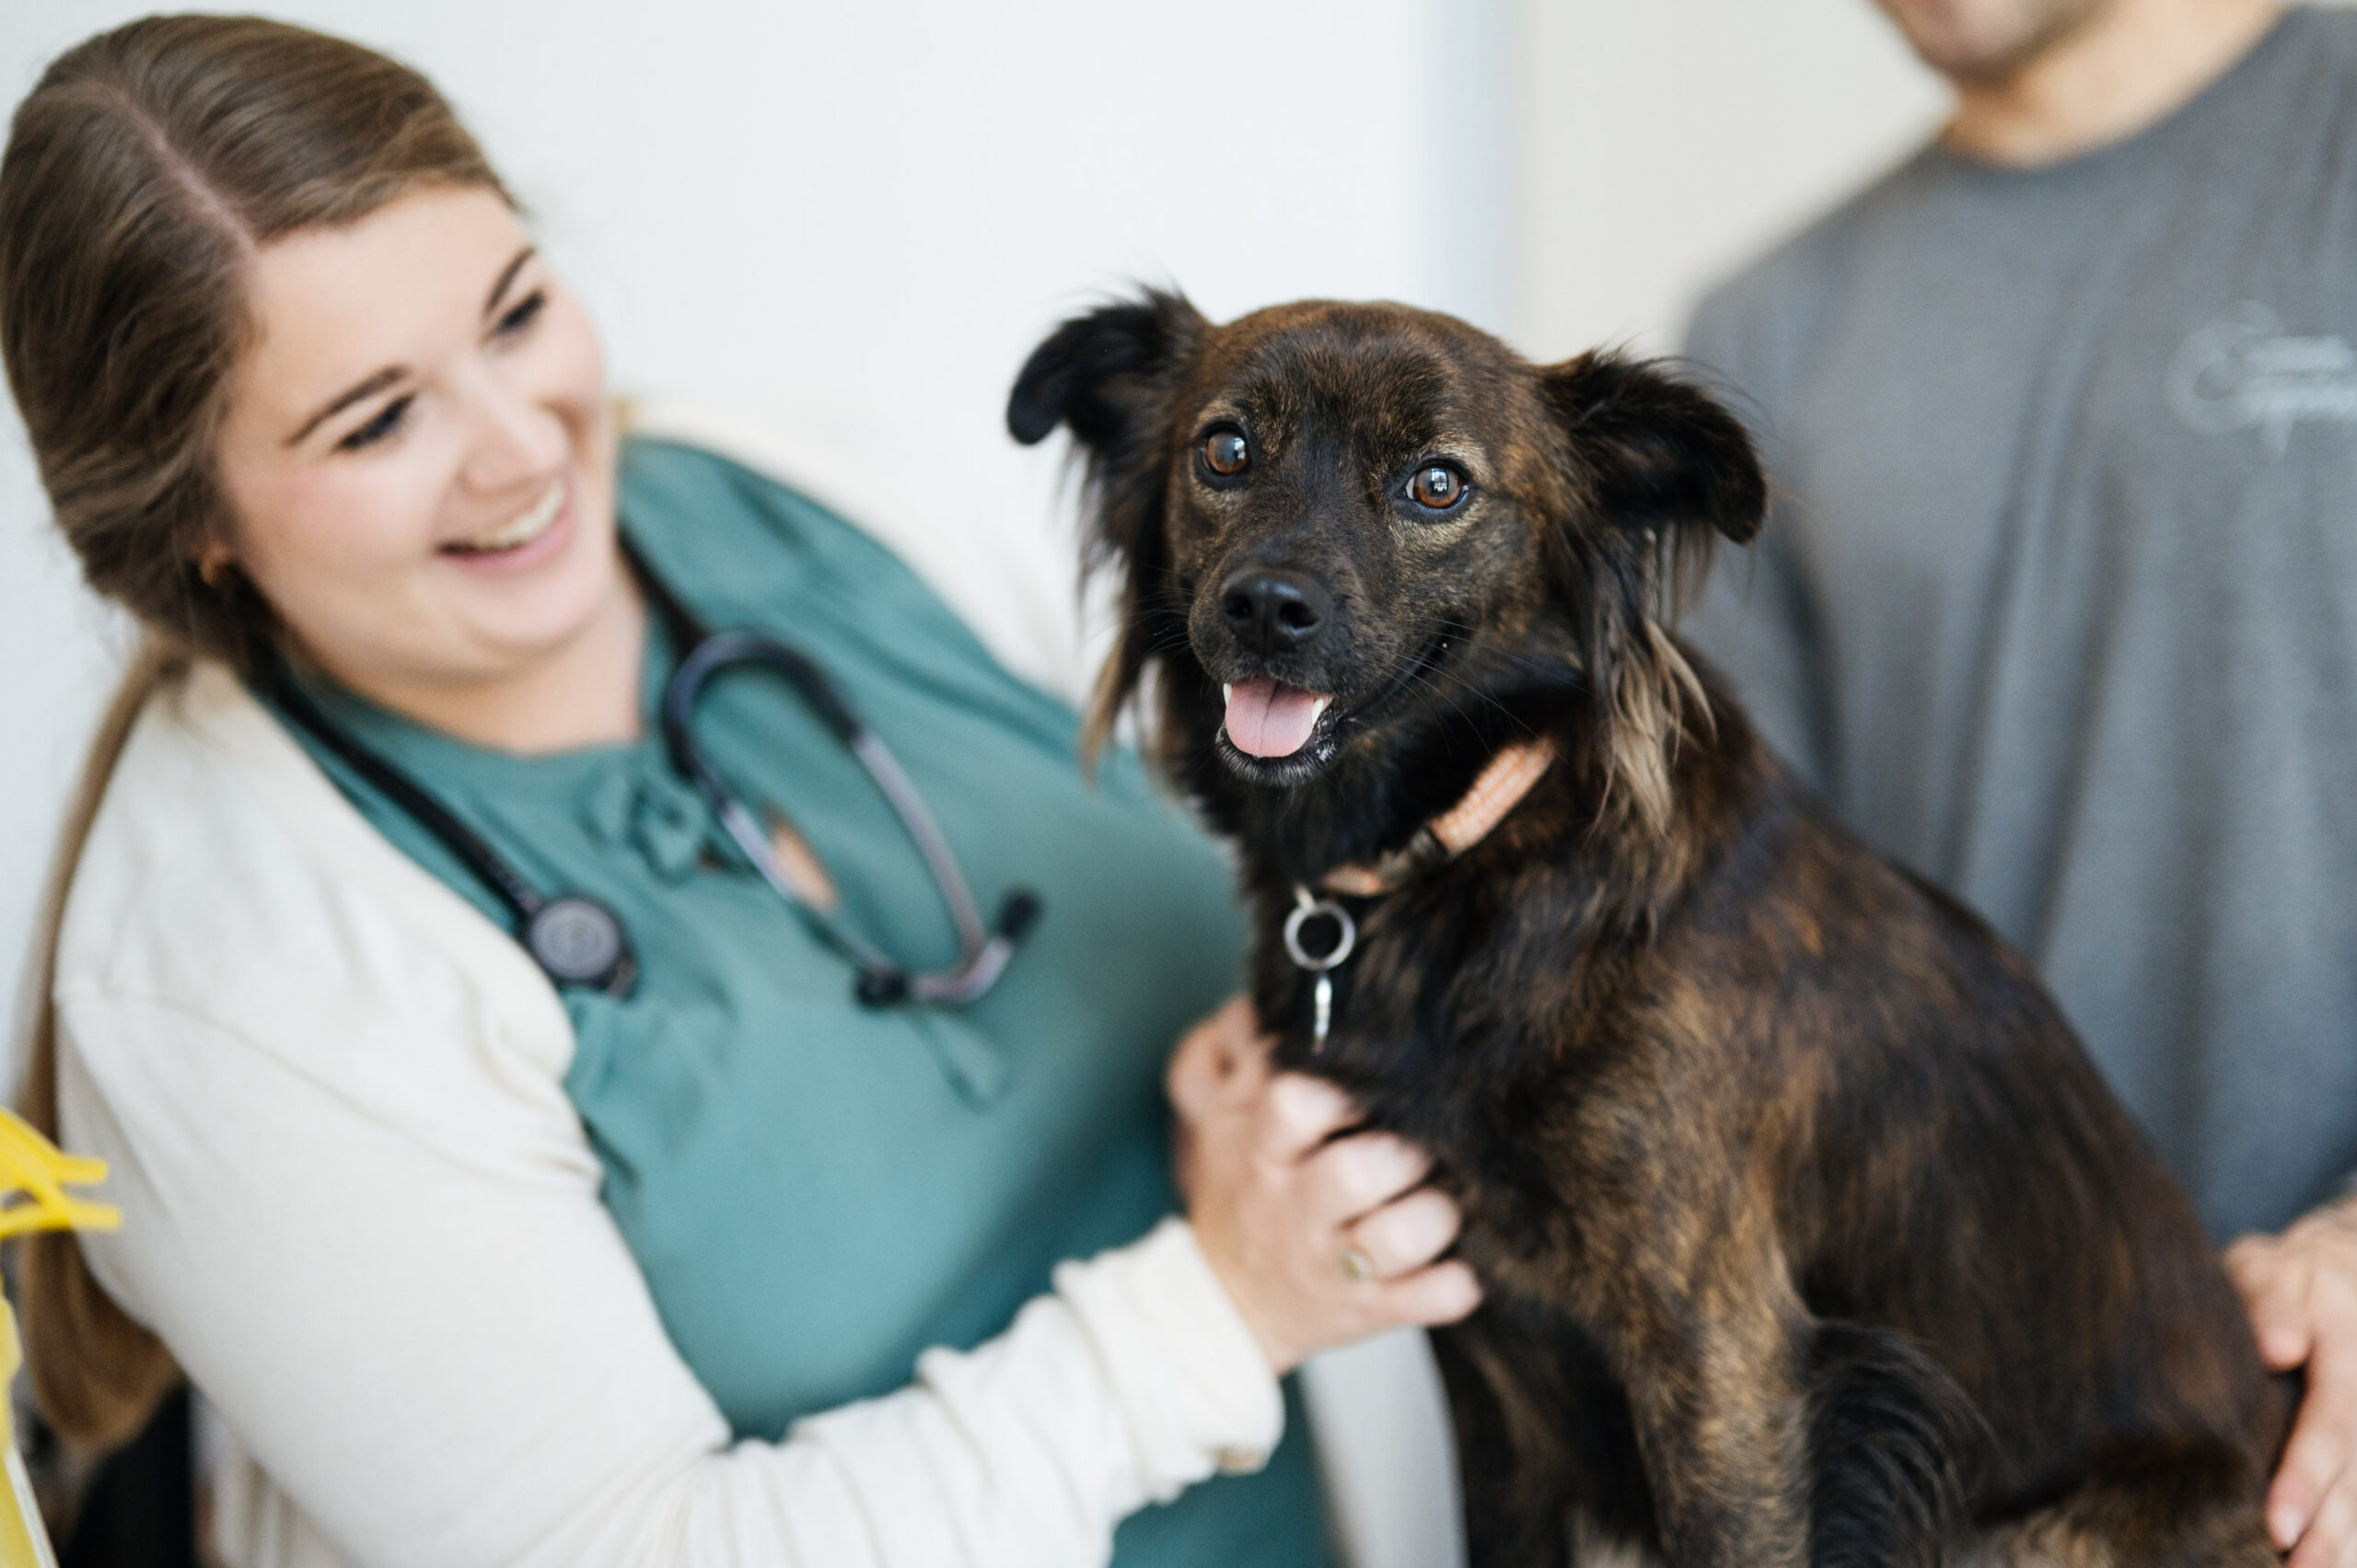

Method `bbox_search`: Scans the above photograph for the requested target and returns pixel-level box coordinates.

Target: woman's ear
[195,539,234,588]
[1006,289,1207,767]
[1538,352,1766,547]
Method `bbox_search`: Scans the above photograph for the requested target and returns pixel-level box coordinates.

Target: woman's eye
[1202,429,1250,477]
[1409,463,1468,510]
[337,395,412,452]
[493,289,546,339]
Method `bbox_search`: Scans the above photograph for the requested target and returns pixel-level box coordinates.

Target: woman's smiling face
[214,183,621,710]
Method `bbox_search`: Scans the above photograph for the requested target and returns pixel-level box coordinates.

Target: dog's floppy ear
[1538,352,1766,551]
[1007,290,1206,766]
[1537,353,1764,836]
[1007,289,1202,453]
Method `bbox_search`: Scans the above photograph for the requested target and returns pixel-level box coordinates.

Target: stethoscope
[264,544,1040,1007]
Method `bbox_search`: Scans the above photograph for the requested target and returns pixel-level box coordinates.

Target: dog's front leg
[1547,1204,1815,1568]
[1613,1292,1813,1568]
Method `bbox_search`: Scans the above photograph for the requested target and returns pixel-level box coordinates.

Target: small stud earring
[198,553,228,588]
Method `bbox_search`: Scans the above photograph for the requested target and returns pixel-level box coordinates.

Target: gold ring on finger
[1340,1245,1376,1283]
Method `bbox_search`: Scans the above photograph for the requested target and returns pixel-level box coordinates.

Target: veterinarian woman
[0,17,1479,1567]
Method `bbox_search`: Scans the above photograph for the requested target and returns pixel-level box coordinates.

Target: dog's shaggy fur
[1010,292,2289,1568]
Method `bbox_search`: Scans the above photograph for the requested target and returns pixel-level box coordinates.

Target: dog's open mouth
[1221,679,1334,759]
[1213,633,1455,780]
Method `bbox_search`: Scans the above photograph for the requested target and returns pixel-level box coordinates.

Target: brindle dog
[1008,291,2288,1568]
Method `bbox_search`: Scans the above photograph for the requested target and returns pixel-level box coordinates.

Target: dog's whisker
[1400,659,1543,738]
[1438,621,1573,685]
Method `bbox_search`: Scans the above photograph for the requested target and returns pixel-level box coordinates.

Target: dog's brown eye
[1410,463,1467,509]
[1203,430,1250,477]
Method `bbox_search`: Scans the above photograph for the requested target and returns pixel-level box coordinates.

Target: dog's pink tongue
[1224,678,1329,759]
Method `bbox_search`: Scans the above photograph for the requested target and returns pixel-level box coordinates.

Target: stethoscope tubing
[263,541,1039,1008]
[652,602,1037,1006]
[267,674,546,923]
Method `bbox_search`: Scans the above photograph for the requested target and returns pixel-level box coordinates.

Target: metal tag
[1284,885,1357,1052]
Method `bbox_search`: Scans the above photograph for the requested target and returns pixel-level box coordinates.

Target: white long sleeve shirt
[52,661,1283,1568]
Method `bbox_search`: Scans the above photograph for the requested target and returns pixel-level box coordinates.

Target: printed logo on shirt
[2167,302,2357,456]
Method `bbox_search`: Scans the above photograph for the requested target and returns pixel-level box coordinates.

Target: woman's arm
[58,985,1472,1568]
[57,989,1274,1568]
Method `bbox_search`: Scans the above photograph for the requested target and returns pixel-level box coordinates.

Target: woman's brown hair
[0,13,508,1451]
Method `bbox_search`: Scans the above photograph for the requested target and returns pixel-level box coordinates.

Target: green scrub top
[267,438,1328,1566]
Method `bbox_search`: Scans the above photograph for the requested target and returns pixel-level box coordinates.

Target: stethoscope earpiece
[846,888,1046,1007]
[998,890,1043,943]
[854,970,911,1006]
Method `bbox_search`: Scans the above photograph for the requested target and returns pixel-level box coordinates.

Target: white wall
[1515,0,1943,359]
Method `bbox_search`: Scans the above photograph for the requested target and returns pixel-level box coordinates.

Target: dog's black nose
[1219,568,1331,654]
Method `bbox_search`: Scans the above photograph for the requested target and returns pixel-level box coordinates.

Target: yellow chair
[0,1109,120,1568]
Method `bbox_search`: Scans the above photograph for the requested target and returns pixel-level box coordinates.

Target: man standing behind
[1682,1,2357,1562]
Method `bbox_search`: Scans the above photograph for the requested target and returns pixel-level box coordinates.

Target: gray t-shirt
[1682,6,2357,1242]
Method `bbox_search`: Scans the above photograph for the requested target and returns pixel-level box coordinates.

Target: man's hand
[2226,1199,2357,1568]
[1168,997,1482,1375]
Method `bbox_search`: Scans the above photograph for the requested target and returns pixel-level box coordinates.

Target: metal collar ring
[1284,888,1358,972]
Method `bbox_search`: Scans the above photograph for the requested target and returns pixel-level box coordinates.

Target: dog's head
[1009,291,1764,839]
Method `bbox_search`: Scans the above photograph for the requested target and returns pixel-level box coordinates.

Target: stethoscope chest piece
[524,895,637,997]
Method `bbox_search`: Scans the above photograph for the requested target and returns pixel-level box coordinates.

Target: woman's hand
[2226,1198,2357,1568]
[1168,996,1482,1376]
